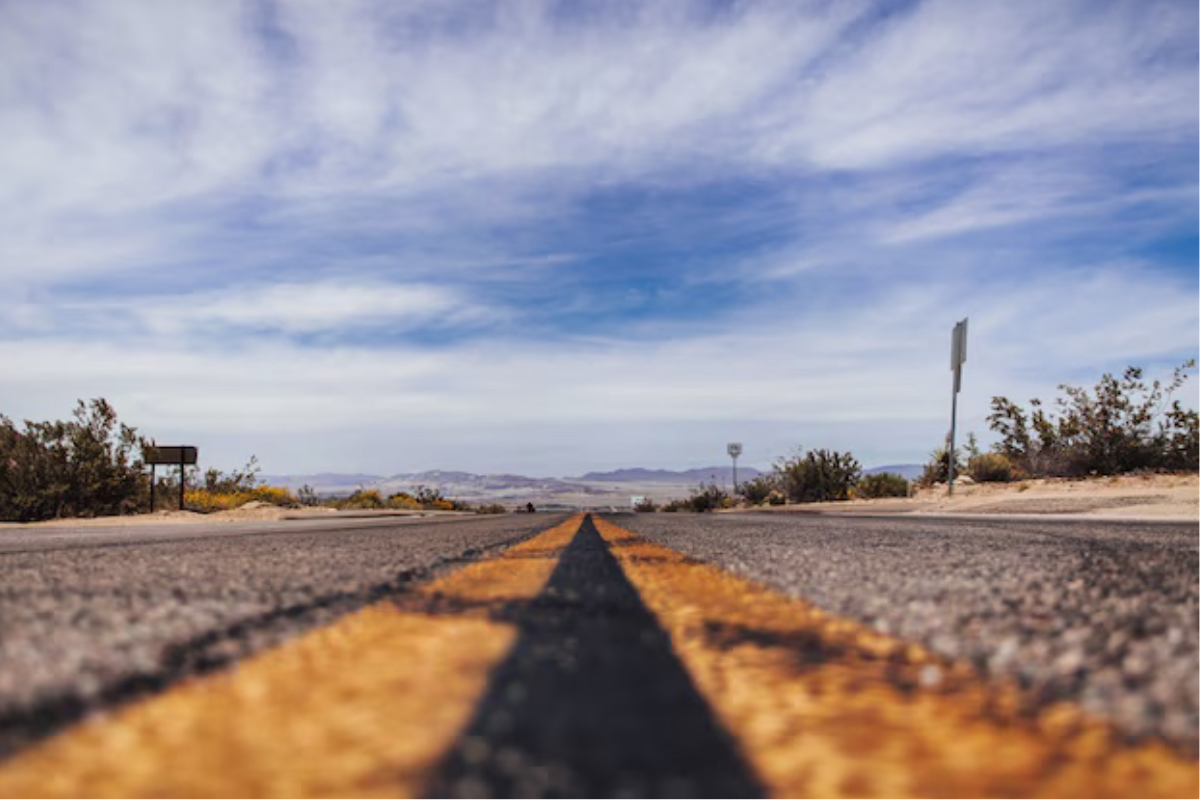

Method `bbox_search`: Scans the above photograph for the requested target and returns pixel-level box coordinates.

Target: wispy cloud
[0,0,1194,473]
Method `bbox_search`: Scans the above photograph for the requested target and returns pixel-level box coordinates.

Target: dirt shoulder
[736,473,1198,522]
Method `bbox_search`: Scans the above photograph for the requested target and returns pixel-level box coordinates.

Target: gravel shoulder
[609,512,1199,754]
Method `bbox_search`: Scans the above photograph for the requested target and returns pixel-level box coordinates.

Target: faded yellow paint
[593,517,1199,799]
[0,516,583,799]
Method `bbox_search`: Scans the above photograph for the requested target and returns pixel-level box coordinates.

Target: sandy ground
[3,474,1195,527]
[740,473,1199,521]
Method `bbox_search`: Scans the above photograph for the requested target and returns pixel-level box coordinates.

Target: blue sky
[1,0,1196,476]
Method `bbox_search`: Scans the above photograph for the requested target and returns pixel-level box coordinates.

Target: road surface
[0,512,1195,797]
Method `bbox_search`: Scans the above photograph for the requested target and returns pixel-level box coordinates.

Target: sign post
[144,445,199,511]
[727,442,743,494]
[948,318,968,496]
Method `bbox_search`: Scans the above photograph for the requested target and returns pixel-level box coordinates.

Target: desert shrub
[967,453,1016,483]
[633,497,657,512]
[660,498,689,512]
[0,399,146,521]
[687,483,732,512]
[776,448,861,503]
[739,474,779,505]
[918,444,963,487]
[989,361,1198,477]
[337,489,385,509]
[414,485,444,505]
[297,484,320,506]
[185,485,297,513]
[387,492,422,510]
[767,489,787,505]
[856,472,909,499]
[476,503,507,514]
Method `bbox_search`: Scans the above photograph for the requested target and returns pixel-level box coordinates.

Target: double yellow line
[0,515,1194,798]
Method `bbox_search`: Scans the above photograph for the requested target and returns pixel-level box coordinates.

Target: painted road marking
[0,517,581,798]
[592,517,1199,798]
[0,514,1196,798]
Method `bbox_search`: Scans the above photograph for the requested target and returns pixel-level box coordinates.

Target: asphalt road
[610,512,1199,753]
[1,510,1196,795]
[0,513,566,758]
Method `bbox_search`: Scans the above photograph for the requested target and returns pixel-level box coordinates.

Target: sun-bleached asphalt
[0,514,566,758]
[609,512,1199,753]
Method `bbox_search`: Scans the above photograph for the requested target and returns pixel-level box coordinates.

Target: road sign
[144,445,198,512]
[727,442,743,493]
[145,446,198,465]
[951,318,968,371]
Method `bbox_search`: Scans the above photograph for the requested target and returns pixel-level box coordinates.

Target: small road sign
[144,445,199,512]
[144,446,198,465]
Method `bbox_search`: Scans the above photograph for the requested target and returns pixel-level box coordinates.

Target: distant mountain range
[259,463,923,501]
[571,466,763,483]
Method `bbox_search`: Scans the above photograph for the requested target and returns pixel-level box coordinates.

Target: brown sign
[145,446,198,465]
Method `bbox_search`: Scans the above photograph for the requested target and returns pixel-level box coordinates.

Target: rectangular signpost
[948,318,968,496]
[144,445,199,512]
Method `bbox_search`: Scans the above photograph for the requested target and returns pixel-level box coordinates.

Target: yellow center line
[0,516,584,799]
[592,517,1198,799]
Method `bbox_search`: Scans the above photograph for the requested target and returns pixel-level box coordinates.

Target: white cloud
[0,1,1194,474]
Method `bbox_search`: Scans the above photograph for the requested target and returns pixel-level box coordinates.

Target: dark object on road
[526,502,536,513]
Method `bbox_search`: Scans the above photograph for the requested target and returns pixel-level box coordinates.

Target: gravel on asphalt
[0,514,565,758]
[608,512,1199,753]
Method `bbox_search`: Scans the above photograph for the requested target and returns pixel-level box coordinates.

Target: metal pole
[948,380,958,496]
[179,456,186,511]
[150,464,156,512]
[732,456,738,494]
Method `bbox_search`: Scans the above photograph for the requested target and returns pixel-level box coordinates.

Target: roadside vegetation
[0,399,482,522]
[6,361,1194,520]
[918,361,1198,486]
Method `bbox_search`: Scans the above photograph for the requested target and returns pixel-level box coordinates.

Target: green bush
[688,483,731,512]
[918,444,963,487]
[739,474,779,505]
[856,472,909,499]
[776,448,861,503]
[0,399,146,521]
[967,453,1016,483]
[660,498,689,512]
[337,489,385,509]
[989,361,1198,477]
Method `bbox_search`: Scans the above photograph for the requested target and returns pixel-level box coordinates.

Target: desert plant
[739,474,780,505]
[688,483,731,512]
[476,503,507,514]
[989,360,1198,477]
[297,484,320,506]
[856,472,909,499]
[967,452,1016,483]
[776,448,861,503]
[0,399,146,521]
[184,485,298,513]
[338,489,385,509]
[918,444,964,487]
[633,497,658,512]
[387,492,422,510]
